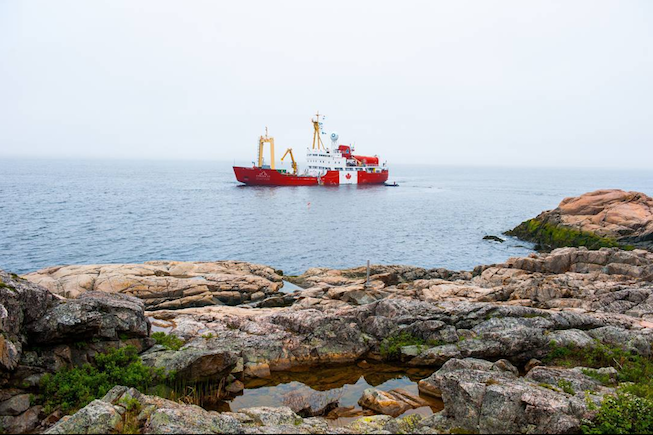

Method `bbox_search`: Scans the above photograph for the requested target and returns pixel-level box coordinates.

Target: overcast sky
[1,1,651,167]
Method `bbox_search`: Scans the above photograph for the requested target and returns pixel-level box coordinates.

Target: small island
[507,189,653,251]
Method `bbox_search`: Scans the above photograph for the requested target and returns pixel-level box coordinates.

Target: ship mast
[311,111,325,150]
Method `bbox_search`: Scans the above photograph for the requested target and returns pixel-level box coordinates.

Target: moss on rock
[506,218,632,251]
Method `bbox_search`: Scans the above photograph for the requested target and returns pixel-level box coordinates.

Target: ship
[233,113,389,186]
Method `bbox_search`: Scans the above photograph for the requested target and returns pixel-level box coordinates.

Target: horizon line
[0,154,649,171]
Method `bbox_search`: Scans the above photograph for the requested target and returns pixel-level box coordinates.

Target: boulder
[418,358,513,398]
[525,366,608,395]
[225,379,244,395]
[0,393,30,416]
[358,387,431,418]
[44,399,123,434]
[140,347,237,383]
[1,406,42,434]
[26,292,150,344]
[346,414,408,434]
[0,270,55,370]
[358,389,412,417]
[422,358,611,434]
[239,407,302,426]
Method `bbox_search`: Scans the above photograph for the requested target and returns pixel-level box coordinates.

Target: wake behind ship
[233,113,389,186]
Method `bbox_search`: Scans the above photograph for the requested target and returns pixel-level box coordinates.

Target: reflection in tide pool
[209,363,443,424]
[280,280,304,293]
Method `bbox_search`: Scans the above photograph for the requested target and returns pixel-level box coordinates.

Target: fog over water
[1,1,652,167]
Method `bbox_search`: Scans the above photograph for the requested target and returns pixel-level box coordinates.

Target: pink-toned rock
[357,389,412,417]
[558,190,652,234]
[22,261,283,310]
[516,189,653,250]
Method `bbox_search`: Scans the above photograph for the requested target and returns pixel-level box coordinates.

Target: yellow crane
[281,148,298,175]
[258,127,275,169]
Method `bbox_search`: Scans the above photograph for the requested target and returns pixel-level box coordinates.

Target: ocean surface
[1,159,651,275]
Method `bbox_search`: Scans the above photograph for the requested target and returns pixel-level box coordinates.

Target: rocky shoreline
[2,246,652,434]
[1,190,652,434]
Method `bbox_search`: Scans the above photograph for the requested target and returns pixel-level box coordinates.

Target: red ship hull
[233,167,318,186]
[233,166,388,186]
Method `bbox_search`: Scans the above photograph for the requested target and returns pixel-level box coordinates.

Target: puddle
[149,318,174,333]
[280,280,304,293]
[207,362,443,425]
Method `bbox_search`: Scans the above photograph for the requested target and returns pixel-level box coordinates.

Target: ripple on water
[2,159,652,274]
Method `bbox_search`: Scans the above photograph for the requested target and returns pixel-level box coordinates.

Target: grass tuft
[379,331,427,360]
[151,332,185,351]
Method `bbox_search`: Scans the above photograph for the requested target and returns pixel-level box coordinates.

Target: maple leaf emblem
[345,173,352,180]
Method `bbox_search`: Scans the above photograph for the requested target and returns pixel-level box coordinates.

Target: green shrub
[582,393,653,434]
[620,382,653,401]
[40,346,165,414]
[379,331,425,360]
[546,341,653,400]
[151,332,185,351]
[546,340,573,361]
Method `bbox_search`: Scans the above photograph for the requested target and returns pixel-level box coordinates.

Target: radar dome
[330,132,339,142]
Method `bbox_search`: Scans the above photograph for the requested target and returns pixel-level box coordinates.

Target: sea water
[1,158,651,275]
